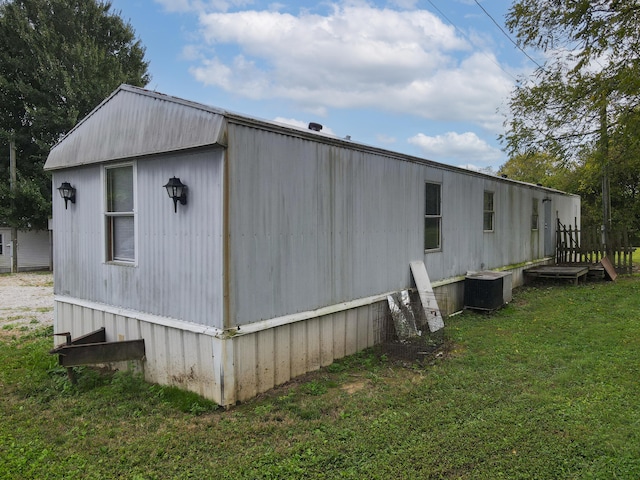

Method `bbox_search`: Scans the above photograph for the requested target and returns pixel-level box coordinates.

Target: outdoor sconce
[163,176,188,213]
[57,182,76,209]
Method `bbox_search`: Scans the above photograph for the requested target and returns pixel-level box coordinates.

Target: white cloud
[181,2,514,131]
[408,131,502,164]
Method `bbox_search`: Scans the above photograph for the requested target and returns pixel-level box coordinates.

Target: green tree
[497,152,565,188]
[502,0,640,238]
[0,0,149,229]
[502,1,640,160]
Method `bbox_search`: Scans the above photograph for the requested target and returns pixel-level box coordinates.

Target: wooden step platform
[524,265,590,285]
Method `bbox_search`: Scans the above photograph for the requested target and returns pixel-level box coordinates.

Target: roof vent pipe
[308,122,323,132]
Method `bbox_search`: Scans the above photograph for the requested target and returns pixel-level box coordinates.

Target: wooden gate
[556,220,634,274]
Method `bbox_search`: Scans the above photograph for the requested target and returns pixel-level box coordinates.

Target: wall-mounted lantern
[57,182,76,209]
[163,177,188,213]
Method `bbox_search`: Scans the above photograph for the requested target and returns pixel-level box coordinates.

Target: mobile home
[45,85,580,406]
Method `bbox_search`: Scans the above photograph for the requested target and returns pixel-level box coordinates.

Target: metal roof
[43,85,578,197]
[44,85,228,170]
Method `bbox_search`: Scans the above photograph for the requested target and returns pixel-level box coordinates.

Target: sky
[108,0,541,172]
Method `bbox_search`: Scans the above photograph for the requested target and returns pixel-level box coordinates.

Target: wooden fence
[556,220,635,274]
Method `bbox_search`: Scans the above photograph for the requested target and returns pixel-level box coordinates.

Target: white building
[0,228,51,273]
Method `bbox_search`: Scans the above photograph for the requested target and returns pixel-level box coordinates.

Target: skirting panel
[53,298,385,407]
[53,301,219,401]
[230,301,383,404]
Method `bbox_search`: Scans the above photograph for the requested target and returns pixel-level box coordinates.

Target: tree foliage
[0,0,149,229]
[503,0,640,160]
[497,152,568,189]
[502,0,640,235]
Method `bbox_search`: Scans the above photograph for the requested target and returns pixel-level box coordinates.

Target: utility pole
[9,139,18,273]
[600,96,611,257]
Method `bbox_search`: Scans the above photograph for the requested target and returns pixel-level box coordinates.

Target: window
[531,198,539,230]
[425,182,441,250]
[483,191,494,231]
[105,164,135,263]
[0,234,3,255]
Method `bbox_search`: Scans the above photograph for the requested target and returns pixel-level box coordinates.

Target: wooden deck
[524,265,590,285]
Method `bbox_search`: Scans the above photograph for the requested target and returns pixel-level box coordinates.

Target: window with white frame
[483,191,494,232]
[531,198,539,230]
[105,164,135,263]
[425,182,441,251]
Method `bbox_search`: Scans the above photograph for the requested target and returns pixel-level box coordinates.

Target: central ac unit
[464,271,513,311]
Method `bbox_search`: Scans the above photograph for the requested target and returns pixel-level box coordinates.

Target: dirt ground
[0,271,54,338]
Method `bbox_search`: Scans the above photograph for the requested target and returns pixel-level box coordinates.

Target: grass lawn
[1,276,640,479]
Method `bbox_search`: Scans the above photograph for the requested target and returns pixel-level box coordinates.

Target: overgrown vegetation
[2,276,640,478]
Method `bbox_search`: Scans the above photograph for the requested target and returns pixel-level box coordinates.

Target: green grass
[1,277,640,479]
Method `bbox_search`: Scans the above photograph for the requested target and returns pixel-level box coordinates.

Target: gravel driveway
[0,272,54,338]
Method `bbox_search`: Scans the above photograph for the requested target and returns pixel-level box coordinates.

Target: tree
[502,0,640,239]
[502,1,640,161]
[497,151,565,188]
[0,0,149,229]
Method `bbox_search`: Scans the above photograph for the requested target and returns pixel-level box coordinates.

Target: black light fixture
[163,176,187,213]
[57,182,76,209]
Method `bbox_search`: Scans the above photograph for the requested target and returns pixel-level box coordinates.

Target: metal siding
[227,126,425,326]
[256,329,276,393]
[45,88,226,170]
[227,123,579,326]
[274,325,291,385]
[232,301,382,404]
[51,148,224,328]
[319,317,334,367]
[234,334,258,401]
[289,322,308,378]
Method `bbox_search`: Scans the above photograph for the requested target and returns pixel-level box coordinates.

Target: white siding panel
[332,312,346,359]
[319,315,334,367]
[167,329,185,383]
[256,329,276,394]
[357,306,370,351]
[152,324,170,385]
[344,310,358,356]
[234,334,258,401]
[289,321,308,378]
[51,148,224,328]
[306,318,321,373]
[274,325,291,386]
[232,302,383,403]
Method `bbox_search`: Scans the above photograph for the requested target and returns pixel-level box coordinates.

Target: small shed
[0,228,51,273]
[44,85,580,406]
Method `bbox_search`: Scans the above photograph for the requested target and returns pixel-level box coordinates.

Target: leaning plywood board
[410,261,445,332]
[600,256,618,281]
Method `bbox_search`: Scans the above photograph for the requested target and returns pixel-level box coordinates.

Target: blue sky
[109,0,541,171]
